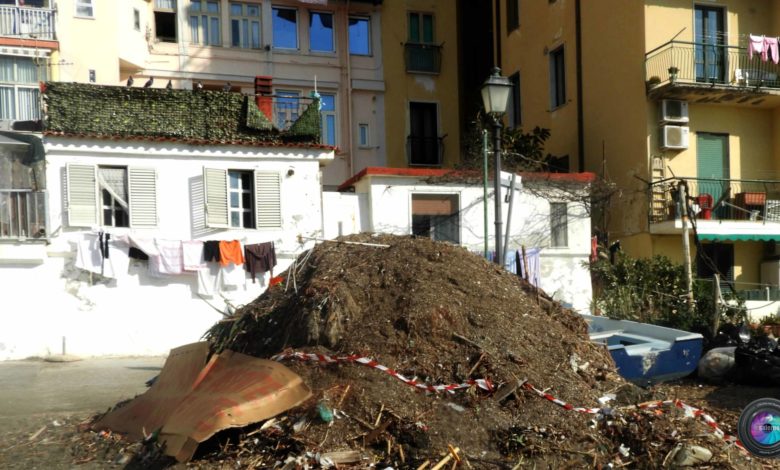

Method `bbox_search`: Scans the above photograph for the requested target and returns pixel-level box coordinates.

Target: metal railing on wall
[0,189,46,239]
[0,6,55,40]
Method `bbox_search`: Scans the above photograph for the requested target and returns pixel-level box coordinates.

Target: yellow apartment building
[497,0,780,300]
[380,0,460,170]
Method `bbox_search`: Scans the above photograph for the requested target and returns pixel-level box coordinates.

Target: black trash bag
[733,336,780,385]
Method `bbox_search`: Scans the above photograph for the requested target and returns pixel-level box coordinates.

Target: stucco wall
[355,174,593,312]
[0,138,332,360]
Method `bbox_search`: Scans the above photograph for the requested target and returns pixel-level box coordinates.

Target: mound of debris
[205,234,623,466]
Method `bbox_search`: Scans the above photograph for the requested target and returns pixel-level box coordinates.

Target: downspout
[575,0,584,172]
[346,0,355,177]
[493,0,502,68]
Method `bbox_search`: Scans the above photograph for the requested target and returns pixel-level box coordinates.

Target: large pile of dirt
[206,234,626,466]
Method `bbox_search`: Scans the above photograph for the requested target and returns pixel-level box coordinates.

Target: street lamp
[480,67,512,266]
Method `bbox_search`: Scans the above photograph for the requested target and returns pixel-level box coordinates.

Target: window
[507,72,521,128]
[549,45,566,108]
[272,7,298,49]
[408,102,440,166]
[358,123,369,147]
[203,168,282,229]
[65,164,157,228]
[408,12,434,43]
[275,90,300,129]
[230,3,261,49]
[411,194,459,244]
[190,0,221,46]
[0,56,46,121]
[348,16,370,55]
[309,11,334,53]
[134,8,141,31]
[229,170,254,228]
[550,202,568,247]
[507,0,519,32]
[320,93,336,146]
[99,167,129,228]
[75,0,93,18]
[155,0,177,43]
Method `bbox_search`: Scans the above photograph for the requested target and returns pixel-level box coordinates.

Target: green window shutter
[409,13,419,42]
[203,167,229,228]
[254,170,282,229]
[66,163,97,227]
[696,133,729,179]
[422,14,434,43]
[128,167,157,228]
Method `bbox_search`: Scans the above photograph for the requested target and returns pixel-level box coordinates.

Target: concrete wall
[0,137,332,360]
[352,173,593,312]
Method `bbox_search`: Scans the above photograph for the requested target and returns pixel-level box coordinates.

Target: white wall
[0,138,332,360]
[343,173,593,313]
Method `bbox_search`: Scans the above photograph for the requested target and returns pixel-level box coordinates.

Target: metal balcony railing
[0,190,46,239]
[645,40,780,90]
[407,136,443,166]
[0,6,55,41]
[649,177,780,224]
[254,95,317,131]
[404,43,442,74]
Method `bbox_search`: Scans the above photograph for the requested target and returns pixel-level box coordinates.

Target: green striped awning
[698,234,780,242]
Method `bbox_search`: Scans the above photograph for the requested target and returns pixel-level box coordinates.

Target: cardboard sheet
[94,342,312,462]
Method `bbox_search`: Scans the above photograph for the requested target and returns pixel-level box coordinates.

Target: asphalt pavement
[0,356,165,418]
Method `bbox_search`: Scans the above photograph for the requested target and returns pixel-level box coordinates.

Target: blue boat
[581,314,703,385]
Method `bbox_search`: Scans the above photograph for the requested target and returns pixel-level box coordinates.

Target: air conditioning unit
[660,99,689,123]
[660,125,689,150]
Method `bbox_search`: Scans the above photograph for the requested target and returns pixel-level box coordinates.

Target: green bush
[589,254,745,337]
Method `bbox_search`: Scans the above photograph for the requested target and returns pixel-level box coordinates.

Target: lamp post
[481,67,512,266]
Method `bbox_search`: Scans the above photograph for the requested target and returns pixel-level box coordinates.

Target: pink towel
[749,34,765,59]
[765,37,780,64]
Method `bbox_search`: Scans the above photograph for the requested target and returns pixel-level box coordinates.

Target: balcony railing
[404,43,442,74]
[252,95,317,132]
[645,40,780,91]
[649,177,780,224]
[407,136,443,166]
[0,6,55,41]
[0,190,46,239]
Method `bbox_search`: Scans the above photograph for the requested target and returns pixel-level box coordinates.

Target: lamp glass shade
[480,70,512,115]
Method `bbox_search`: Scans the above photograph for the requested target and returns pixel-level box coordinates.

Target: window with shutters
[203,167,282,229]
[65,164,157,228]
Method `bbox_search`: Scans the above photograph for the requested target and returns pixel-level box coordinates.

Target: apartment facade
[497,0,780,302]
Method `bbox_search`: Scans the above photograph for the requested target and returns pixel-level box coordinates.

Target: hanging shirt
[75,233,103,275]
[518,247,542,288]
[766,37,780,64]
[182,240,206,271]
[203,240,221,263]
[219,240,245,266]
[749,34,765,59]
[244,242,277,282]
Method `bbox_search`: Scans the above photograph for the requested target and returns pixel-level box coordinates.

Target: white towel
[182,240,206,271]
[149,239,183,277]
[74,233,102,274]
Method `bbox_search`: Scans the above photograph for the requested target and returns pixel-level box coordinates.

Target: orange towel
[219,240,245,267]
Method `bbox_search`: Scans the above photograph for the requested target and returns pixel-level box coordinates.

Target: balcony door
[409,102,440,166]
[695,5,725,83]
[697,133,729,219]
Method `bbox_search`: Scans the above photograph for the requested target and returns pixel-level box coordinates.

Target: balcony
[645,40,780,106]
[404,43,442,74]
[407,136,443,166]
[0,6,55,41]
[0,189,46,239]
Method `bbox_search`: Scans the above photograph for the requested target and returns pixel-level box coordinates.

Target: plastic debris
[317,401,334,423]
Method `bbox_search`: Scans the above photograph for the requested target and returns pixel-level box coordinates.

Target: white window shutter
[203,167,229,228]
[66,163,97,227]
[254,171,282,229]
[128,167,158,228]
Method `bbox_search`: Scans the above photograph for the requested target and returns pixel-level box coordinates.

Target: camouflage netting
[43,82,321,145]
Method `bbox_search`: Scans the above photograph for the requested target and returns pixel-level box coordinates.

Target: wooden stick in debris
[297,235,390,248]
[466,353,486,378]
[374,404,385,427]
[416,461,431,470]
[431,446,461,470]
[28,426,46,441]
[337,385,351,408]
[398,444,406,463]
[452,333,484,351]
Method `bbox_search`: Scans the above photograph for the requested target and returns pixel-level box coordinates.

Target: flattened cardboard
[160,350,312,461]
[94,342,311,462]
[94,341,210,440]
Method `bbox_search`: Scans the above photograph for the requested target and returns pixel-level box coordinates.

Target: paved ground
[0,356,165,469]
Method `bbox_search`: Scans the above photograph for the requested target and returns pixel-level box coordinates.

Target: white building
[0,83,333,360]
[328,167,595,313]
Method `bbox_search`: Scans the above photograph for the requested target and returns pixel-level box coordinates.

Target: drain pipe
[346,0,355,176]
[575,0,585,172]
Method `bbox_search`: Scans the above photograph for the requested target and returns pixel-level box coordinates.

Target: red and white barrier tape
[272,351,494,394]
[273,350,744,452]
